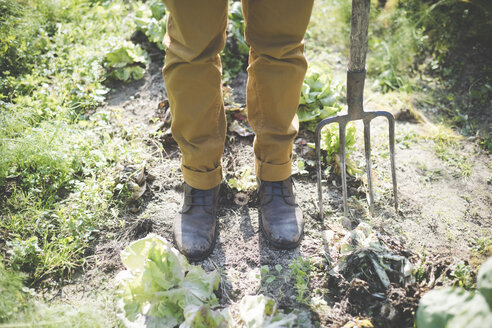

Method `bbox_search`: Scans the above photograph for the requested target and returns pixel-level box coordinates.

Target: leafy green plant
[227,167,256,192]
[450,261,476,289]
[288,257,312,305]
[239,295,297,328]
[416,257,492,328]
[116,234,225,327]
[180,304,230,328]
[318,123,358,176]
[134,0,167,50]
[298,66,342,127]
[105,41,148,81]
[227,1,249,57]
[116,235,302,327]
[221,0,249,82]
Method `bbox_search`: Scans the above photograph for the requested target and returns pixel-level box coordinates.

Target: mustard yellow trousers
[162,0,314,190]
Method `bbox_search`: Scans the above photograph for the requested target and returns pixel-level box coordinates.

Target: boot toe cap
[261,210,303,248]
[175,233,213,260]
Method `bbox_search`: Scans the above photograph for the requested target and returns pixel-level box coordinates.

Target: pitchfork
[315,0,398,219]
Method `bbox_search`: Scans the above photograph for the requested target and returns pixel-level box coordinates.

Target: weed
[396,130,420,149]
[450,260,476,289]
[368,4,427,92]
[6,237,43,273]
[289,257,312,305]
[417,161,445,183]
[260,265,276,290]
[426,124,474,178]
[413,253,429,284]
[305,0,351,54]
[227,167,256,192]
[0,260,118,326]
[471,237,492,256]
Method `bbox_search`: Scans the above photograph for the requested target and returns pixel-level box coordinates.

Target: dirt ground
[77,55,491,327]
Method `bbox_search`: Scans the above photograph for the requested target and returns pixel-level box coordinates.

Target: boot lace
[185,188,212,206]
[263,181,291,198]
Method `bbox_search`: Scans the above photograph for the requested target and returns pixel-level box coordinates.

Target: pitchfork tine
[315,116,340,221]
[388,115,398,212]
[339,123,348,217]
[363,119,374,215]
[315,125,324,220]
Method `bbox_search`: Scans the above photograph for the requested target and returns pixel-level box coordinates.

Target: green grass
[427,124,474,178]
[0,0,150,288]
[0,263,121,327]
[0,0,153,324]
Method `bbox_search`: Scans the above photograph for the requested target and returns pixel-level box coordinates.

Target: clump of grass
[0,261,31,322]
[425,124,473,178]
[0,0,150,285]
[368,4,427,92]
[0,261,120,326]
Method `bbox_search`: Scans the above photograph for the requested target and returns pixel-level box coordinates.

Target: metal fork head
[315,101,398,220]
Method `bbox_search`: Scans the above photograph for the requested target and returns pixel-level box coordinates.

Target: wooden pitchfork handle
[348,0,370,73]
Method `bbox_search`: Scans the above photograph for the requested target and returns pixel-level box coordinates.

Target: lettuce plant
[239,295,297,328]
[105,41,148,82]
[116,235,301,328]
[134,0,167,50]
[116,234,222,327]
[297,66,342,126]
[416,257,492,328]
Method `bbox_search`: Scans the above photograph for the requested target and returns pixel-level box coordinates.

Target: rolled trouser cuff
[255,157,292,182]
[182,164,222,190]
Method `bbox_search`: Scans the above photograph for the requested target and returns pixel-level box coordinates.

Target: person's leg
[163,0,228,191]
[242,0,314,249]
[162,0,228,259]
[242,0,314,182]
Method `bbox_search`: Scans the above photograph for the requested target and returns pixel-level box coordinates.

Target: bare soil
[79,56,491,327]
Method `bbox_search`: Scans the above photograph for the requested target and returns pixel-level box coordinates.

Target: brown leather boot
[258,177,304,249]
[173,183,220,260]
